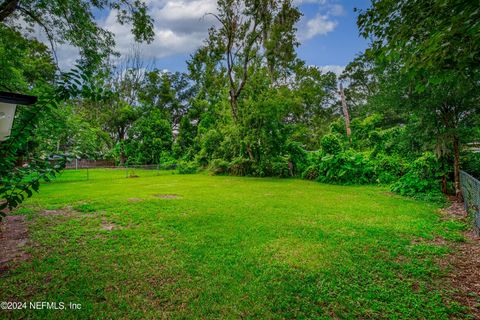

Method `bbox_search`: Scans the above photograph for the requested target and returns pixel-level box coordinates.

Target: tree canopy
[1,0,480,214]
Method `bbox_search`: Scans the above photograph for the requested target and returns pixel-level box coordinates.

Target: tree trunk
[246,144,254,161]
[230,91,239,123]
[442,174,447,194]
[453,135,462,200]
[119,143,126,166]
[339,83,351,138]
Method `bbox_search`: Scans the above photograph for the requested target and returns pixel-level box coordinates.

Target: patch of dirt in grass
[411,236,449,246]
[100,223,117,231]
[439,201,480,317]
[0,215,30,274]
[154,194,181,199]
[442,199,468,217]
[100,220,125,231]
[41,209,74,216]
[41,207,95,217]
[128,198,144,202]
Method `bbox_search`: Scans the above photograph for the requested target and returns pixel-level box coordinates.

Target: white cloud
[303,14,337,40]
[101,0,218,65]
[154,0,217,21]
[328,4,346,16]
[20,0,217,69]
[13,18,81,70]
[297,0,344,41]
[55,45,80,70]
[22,0,344,69]
[317,65,345,76]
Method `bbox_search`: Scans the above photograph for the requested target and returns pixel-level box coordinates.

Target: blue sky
[297,1,370,73]
[54,0,371,74]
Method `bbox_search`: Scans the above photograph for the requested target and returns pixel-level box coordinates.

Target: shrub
[285,141,308,176]
[461,151,480,179]
[257,156,290,177]
[372,154,405,184]
[302,165,320,180]
[391,152,444,201]
[229,157,254,176]
[316,150,376,184]
[320,134,343,155]
[209,159,229,175]
[302,149,376,184]
[177,161,198,174]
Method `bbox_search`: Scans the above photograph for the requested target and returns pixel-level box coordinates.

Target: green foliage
[461,152,480,180]
[125,110,173,165]
[372,154,405,184]
[0,0,154,68]
[0,65,104,216]
[0,25,55,92]
[253,156,291,178]
[301,165,320,181]
[320,134,343,155]
[177,161,198,174]
[208,159,230,175]
[358,0,480,76]
[391,152,444,201]
[0,157,66,216]
[227,157,254,177]
[315,150,375,185]
[356,0,480,197]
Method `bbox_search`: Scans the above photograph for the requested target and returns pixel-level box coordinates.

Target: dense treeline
[1,0,479,212]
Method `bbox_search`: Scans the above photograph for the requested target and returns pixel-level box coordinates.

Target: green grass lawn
[0,169,468,319]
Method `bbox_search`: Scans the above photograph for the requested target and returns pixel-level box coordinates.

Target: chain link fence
[54,164,178,183]
[460,170,480,235]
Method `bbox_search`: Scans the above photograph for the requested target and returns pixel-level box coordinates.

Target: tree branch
[17,5,59,66]
[0,0,19,22]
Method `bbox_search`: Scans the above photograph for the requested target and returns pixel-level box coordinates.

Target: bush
[390,152,444,201]
[254,156,291,177]
[372,154,405,184]
[209,159,229,175]
[302,149,376,184]
[461,151,480,179]
[285,141,308,175]
[228,157,254,176]
[302,165,320,180]
[317,150,376,184]
[320,134,343,155]
[177,161,198,174]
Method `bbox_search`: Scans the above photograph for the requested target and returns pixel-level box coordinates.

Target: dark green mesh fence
[54,165,177,183]
[460,170,480,235]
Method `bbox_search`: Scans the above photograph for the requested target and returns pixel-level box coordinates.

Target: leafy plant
[391,152,444,201]
[177,161,198,174]
[0,67,106,218]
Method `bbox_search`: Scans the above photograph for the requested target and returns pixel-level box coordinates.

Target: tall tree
[0,0,154,67]
[202,0,301,123]
[140,70,194,134]
[357,0,480,198]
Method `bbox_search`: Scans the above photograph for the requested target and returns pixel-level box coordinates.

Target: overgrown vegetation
[1,1,479,205]
[1,1,480,317]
